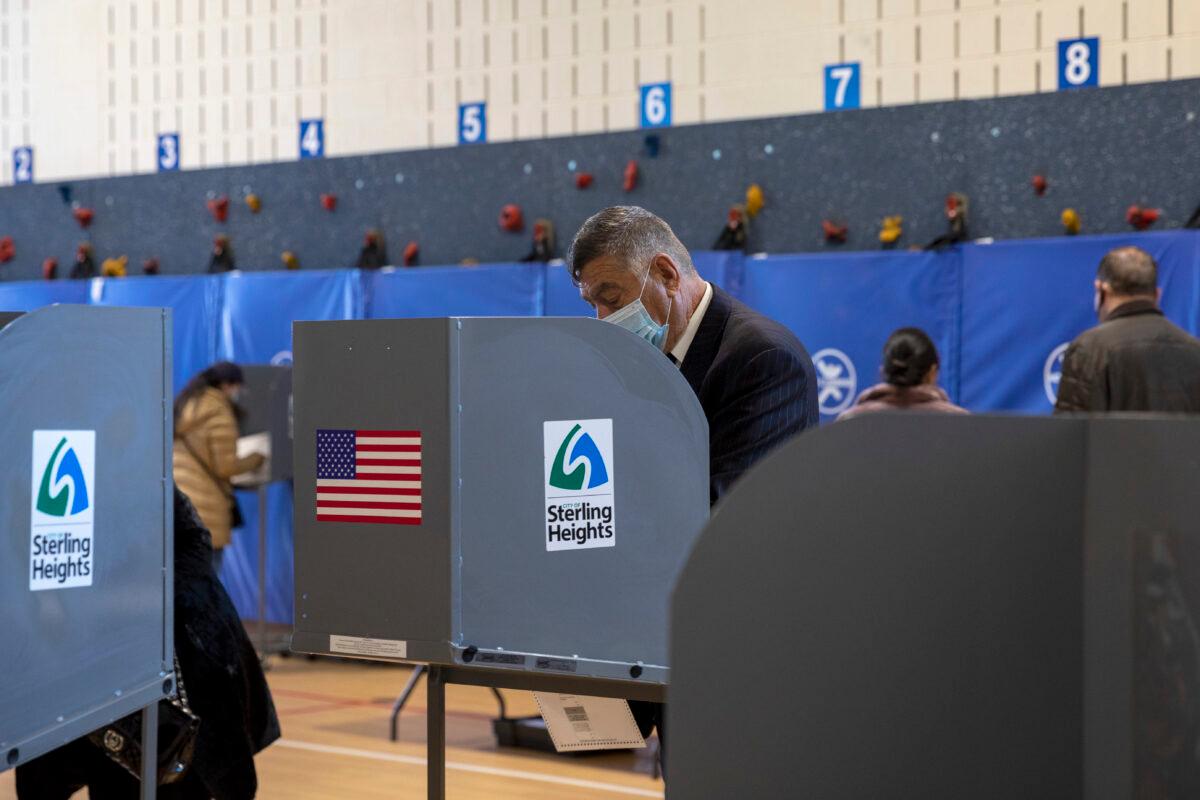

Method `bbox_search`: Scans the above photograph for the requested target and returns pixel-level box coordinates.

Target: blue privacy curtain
[218,269,362,623]
[959,231,1200,413]
[740,249,963,422]
[88,274,223,393]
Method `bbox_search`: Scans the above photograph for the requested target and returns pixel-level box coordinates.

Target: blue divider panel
[544,263,592,317]
[960,231,1200,413]
[89,274,222,393]
[0,279,89,310]
[217,269,361,622]
[366,262,544,318]
[740,250,963,422]
[219,269,362,364]
[693,250,745,297]
[223,483,294,624]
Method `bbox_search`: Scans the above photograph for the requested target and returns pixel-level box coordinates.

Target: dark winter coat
[15,490,280,799]
[1055,299,1200,414]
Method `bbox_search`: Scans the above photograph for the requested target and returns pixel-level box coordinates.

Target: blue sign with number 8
[1058,37,1098,90]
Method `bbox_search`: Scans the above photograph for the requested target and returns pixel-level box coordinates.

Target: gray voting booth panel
[240,365,293,482]
[0,305,173,770]
[669,415,1200,800]
[291,317,709,684]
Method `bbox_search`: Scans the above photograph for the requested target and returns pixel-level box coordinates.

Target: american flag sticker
[316,429,422,525]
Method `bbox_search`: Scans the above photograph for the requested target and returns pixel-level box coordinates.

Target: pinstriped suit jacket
[679,285,819,505]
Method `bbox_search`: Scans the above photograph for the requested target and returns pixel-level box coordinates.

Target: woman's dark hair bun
[882,328,938,388]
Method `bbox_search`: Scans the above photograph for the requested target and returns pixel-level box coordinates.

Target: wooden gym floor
[0,656,664,799]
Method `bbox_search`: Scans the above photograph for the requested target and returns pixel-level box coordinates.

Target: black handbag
[88,655,201,785]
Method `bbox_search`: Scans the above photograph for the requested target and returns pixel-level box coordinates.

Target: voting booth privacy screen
[3,230,1200,620]
[671,415,1200,799]
[0,306,173,770]
[290,318,709,683]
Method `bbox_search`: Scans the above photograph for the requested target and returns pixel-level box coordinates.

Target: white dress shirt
[669,281,713,367]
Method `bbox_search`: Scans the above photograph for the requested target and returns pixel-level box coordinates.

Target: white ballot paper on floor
[231,432,271,487]
[533,693,646,752]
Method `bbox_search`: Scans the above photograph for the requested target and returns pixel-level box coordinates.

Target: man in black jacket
[568,205,818,771]
[1055,245,1200,413]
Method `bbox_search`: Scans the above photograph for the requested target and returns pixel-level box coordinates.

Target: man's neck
[1101,295,1158,322]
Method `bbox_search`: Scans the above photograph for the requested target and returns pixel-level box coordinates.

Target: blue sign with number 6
[640,83,672,129]
[12,146,33,184]
[157,133,180,172]
[1058,37,1099,90]
[458,103,487,145]
[299,119,325,159]
[824,63,861,111]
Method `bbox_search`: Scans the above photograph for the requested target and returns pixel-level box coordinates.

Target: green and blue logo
[549,424,609,491]
[37,436,90,517]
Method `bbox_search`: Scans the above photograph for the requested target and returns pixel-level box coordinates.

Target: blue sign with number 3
[157,133,180,172]
[1058,37,1099,90]
[12,146,33,184]
[640,83,672,129]
[824,63,861,111]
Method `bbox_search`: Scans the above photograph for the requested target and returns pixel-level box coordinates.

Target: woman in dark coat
[15,489,280,799]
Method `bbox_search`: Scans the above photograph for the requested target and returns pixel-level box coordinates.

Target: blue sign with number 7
[824,63,861,111]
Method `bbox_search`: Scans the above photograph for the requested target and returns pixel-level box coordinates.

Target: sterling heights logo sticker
[30,430,96,590]
[543,419,615,551]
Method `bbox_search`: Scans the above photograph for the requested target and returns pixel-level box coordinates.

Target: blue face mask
[602,268,672,350]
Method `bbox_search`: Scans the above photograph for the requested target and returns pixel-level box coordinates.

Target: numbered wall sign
[458,102,487,145]
[824,63,861,111]
[1058,37,1099,89]
[12,146,33,184]
[299,119,325,159]
[157,133,180,172]
[639,82,672,129]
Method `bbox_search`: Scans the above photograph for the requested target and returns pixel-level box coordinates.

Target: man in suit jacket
[568,205,819,771]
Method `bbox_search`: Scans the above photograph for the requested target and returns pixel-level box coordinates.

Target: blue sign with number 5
[12,146,33,184]
[299,119,325,159]
[458,103,487,145]
[157,133,180,172]
[640,83,672,129]
[824,63,861,111]
[1058,37,1099,89]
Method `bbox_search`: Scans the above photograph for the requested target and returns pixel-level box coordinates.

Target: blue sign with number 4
[640,83,672,129]
[824,63,861,111]
[299,119,325,159]
[1058,37,1099,90]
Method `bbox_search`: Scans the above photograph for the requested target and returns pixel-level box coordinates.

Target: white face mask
[602,267,672,350]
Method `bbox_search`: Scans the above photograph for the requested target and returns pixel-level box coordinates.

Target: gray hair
[1097,246,1157,297]
[567,206,695,284]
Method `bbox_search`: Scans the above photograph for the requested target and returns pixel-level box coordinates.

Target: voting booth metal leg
[422,664,665,800]
[427,666,447,800]
[256,484,269,663]
[389,664,426,741]
[139,701,158,800]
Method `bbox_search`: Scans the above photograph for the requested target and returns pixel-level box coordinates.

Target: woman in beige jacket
[173,362,265,573]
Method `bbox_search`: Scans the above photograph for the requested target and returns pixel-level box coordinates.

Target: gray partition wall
[291,317,709,684]
[0,305,173,771]
[669,414,1200,800]
[239,365,293,482]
